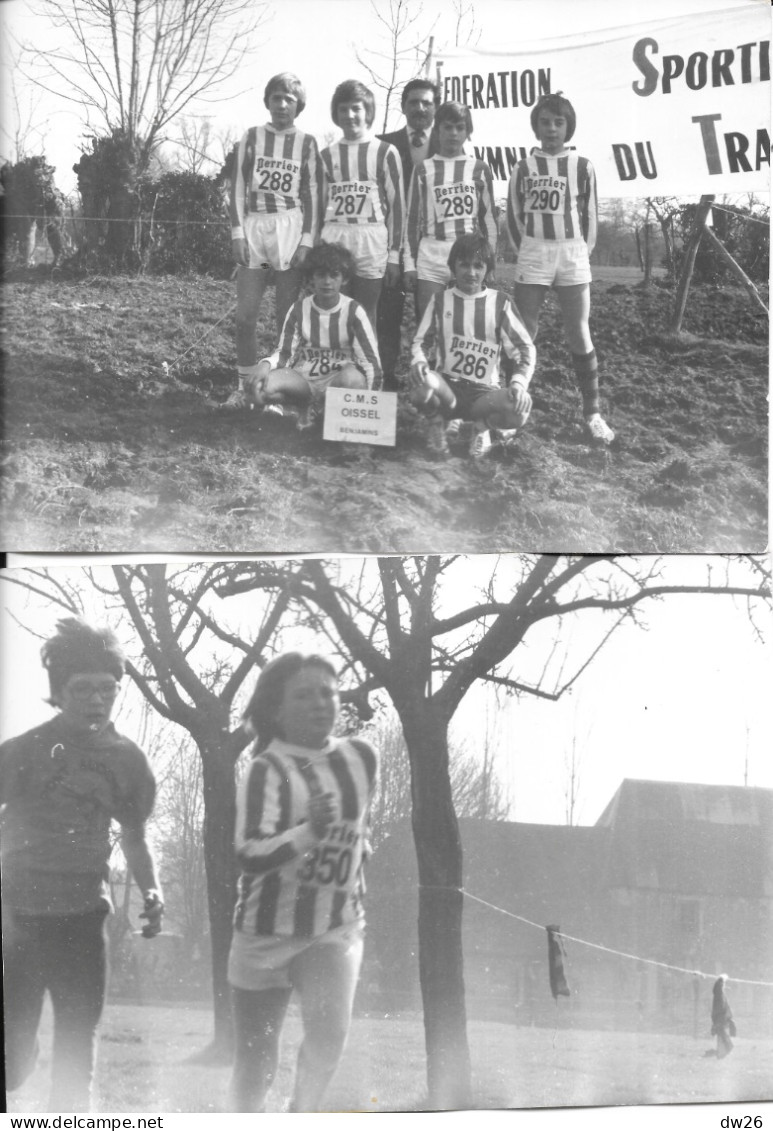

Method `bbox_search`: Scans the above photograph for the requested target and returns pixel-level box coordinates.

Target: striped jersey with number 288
[230,124,323,243]
[412,286,536,389]
[506,147,598,254]
[267,294,383,389]
[320,138,405,261]
[404,155,498,273]
[233,736,378,940]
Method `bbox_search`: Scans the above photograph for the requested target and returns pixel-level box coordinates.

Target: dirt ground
[0,265,767,553]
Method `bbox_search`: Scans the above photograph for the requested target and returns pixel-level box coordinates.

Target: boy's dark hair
[401,77,441,109]
[302,241,355,282]
[243,652,339,752]
[447,233,495,277]
[331,80,375,128]
[530,91,576,143]
[264,72,306,117]
[433,100,473,137]
[41,617,125,702]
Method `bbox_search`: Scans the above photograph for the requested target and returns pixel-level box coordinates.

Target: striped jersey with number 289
[320,138,405,261]
[404,155,498,272]
[412,287,536,388]
[267,294,382,389]
[230,124,322,243]
[506,147,597,254]
[233,737,378,940]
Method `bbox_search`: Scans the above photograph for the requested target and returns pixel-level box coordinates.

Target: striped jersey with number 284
[233,737,378,939]
[506,148,598,254]
[268,294,383,389]
[412,286,536,388]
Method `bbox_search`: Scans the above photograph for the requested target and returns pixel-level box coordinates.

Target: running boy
[228,73,322,408]
[506,91,614,444]
[247,242,382,428]
[319,81,405,331]
[404,100,498,320]
[410,234,535,460]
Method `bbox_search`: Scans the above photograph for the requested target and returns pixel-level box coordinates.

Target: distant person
[376,77,441,390]
[409,233,535,460]
[506,91,614,445]
[227,653,378,1113]
[404,100,498,321]
[710,974,736,1058]
[0,618,163,1112]
[227,73,322,409]
[245,242,381,431]
[319,80,405,332]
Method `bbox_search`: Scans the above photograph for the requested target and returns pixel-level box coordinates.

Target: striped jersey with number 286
[506,148,598,254]
[412,287,536,389]
[229,125,322,242]
[268,294,383,389]
[320,139,405,261]
[404,155,498,273]
[233,736,378,940]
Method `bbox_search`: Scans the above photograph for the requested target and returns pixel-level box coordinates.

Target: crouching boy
[247,242,382,430]
[409,233,535,459]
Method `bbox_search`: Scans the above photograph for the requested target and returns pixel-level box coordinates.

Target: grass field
[6,999,773,1114]
[0,264,767,553]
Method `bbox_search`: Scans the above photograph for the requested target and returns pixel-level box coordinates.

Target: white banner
[437,4,771,195]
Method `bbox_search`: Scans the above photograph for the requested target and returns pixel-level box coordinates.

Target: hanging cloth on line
[546,924,571,1000]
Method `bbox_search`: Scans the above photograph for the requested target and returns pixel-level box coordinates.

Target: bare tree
[353,0,437,132]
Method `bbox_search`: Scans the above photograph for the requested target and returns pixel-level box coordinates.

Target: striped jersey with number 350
[233,737,378,939]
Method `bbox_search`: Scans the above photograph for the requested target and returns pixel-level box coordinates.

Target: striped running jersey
[404,156,498,272]
[506,147,598,254]
[320,138,405,262]
[232,736,378,940]
[268,293,383,389]
[412,286,536,389]
[230,124,322,245]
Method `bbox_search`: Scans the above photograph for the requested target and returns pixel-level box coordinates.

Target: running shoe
[469,425,492,460]
[426,414,450,457]
[584,414,615,444]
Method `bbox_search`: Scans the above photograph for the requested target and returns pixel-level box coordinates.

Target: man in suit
[376,77,441,391]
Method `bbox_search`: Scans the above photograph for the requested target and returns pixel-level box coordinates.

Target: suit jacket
[378,126,436,197]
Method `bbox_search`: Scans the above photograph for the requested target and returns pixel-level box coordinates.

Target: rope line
[419,885,773,989]
[162,302,236,370]
[4,213,230,228]
[709,203,770,228]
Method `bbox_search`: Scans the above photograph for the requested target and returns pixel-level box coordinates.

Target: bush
[0,155,66,266]
[140,170,232,276]
[674,202,769,285]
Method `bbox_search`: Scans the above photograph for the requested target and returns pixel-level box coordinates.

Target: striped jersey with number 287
[412,287,536,388]
[233,737,378,940]
[506,147,598,254]
[267,294,383,389]
[320,138,405,261]
[229,124,322,243]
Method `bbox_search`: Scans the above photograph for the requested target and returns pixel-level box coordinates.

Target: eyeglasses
[66,682,120,702]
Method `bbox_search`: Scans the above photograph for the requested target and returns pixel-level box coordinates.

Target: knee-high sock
[571,349,600,417]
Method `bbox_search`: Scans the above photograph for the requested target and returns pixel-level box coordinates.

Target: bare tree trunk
[401,700,472,1110]
[670,195,715,333]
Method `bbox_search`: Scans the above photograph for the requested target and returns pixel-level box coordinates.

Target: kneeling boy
[248,242,382,428]
[410,234,535,459]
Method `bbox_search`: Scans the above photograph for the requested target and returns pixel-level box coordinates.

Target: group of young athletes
[226,71,616,460]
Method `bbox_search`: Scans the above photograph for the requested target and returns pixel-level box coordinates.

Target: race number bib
[296,822,361,889]
[433,182,477,224]
[330,180,372,220]
[300,348,349,379]
[254,157,301,197]
[448,343,498,384]
[524,175,567,215]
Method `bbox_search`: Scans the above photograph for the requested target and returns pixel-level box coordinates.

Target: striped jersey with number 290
[233,737,378,940]
[267,293,383,389]
[506,148,598,254]
[412,287,536,389]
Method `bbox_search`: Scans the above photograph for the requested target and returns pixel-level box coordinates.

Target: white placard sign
[323,388,398,447]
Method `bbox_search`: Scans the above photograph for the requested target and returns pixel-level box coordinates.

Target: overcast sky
[2,0,754,194]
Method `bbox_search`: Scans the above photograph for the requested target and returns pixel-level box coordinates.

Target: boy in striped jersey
[319,81,405,331]
[404,101,498,320]
[227,73,322,409]
[228,654,378,1113]
[506,92,614,444]
[247,243,381,430]
[410,234,535,460]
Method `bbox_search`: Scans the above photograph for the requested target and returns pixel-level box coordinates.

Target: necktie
[411,131,425,147]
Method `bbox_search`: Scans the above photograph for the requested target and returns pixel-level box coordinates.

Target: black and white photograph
[0,554,771,1119]
[0,0,768,554]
